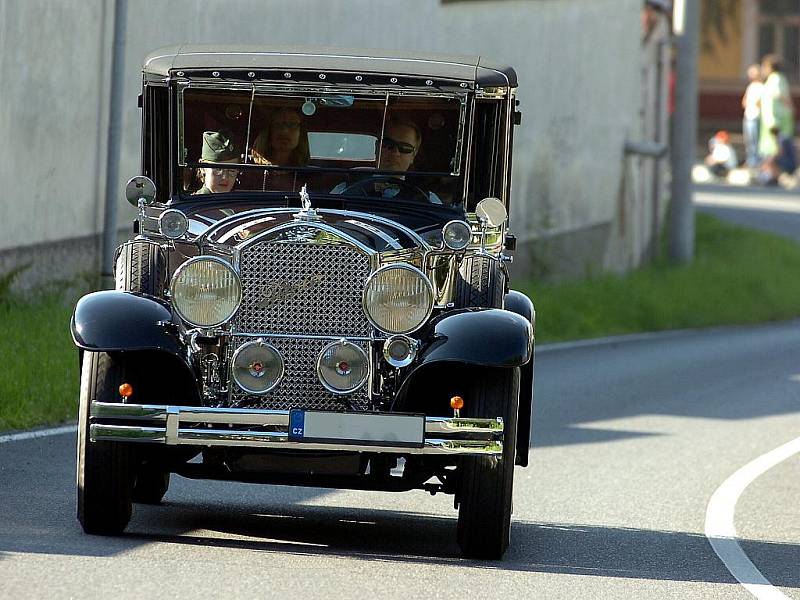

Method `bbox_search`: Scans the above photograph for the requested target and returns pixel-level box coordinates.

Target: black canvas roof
[143,45,517,87]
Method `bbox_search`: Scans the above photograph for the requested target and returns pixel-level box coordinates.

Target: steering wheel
[337,176,431,203]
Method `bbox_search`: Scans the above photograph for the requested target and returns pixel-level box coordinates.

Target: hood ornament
[294,184,321,221]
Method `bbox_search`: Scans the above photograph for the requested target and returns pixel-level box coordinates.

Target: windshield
[178,87,466,207]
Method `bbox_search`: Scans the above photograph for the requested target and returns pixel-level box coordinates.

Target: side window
[143,85,169,202]
[467,100,504,210]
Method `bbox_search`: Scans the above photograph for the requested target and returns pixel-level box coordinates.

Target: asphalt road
[695,182,800,243]
[2,321,799,599]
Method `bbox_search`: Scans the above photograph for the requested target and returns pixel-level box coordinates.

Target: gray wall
[1,0,651,287]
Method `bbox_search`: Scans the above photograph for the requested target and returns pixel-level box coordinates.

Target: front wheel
[77,352,136,534]
[456,367,520,559]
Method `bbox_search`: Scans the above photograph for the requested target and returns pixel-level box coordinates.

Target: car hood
[182,202,441,253]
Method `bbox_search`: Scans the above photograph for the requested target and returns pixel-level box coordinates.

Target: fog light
[317,340,369,394]
[231,340,283,394]
[383,335,417,368]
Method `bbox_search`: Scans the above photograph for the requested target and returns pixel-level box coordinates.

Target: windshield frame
[175,81,470,188]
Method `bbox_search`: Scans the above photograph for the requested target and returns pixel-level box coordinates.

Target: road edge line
[0,424,77,444]
[704,436,800,600]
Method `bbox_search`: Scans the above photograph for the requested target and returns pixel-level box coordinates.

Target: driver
[332,118,442,204]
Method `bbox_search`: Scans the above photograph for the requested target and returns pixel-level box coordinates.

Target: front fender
[417,308,533,368]
[71,290,181,354]
[504,289,535,467]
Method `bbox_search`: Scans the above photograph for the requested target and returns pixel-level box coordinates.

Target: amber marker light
[450,396,464,418]
[119,383,134,399]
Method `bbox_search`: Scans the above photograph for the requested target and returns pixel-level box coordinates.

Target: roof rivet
[176,71,184,77]
[247,71,255,78]
[460,82,468,88]
[355,75,363,82]
[425,79,433,86]
[390,77,398,84]
[212,71,220,77]
[284,72,292,79]
[319,73,327,80]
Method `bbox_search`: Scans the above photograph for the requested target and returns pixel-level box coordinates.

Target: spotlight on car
[159,209,189,239]
[442,220,472,250]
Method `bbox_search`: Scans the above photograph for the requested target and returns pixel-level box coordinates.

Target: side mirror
[476,197,507,227]
[125,176,157,207]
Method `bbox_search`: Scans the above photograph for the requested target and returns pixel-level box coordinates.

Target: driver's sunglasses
[211,168,239,177]
[381,137,416,154]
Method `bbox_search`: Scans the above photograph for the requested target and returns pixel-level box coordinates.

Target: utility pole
[101,0,127,289]
[669,0,699,263]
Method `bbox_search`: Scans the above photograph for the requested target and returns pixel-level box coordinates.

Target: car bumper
[90,402,504,456]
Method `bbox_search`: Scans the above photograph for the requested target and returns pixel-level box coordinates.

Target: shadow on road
[1,493,797,589]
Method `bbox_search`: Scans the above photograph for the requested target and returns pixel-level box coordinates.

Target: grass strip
[0,294,78,431]
[519,213,800,343]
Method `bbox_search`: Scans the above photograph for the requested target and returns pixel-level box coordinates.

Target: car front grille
[224,238,372,411]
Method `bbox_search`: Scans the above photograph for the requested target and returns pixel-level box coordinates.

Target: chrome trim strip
[89,402,504,454]
[90,424,502,455]
[237,220,376,255]
[231,331,380,342]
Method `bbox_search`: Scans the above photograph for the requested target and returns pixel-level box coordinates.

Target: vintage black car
[72,45,534,559]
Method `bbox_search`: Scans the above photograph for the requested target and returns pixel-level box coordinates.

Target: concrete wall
[1,0,650,287]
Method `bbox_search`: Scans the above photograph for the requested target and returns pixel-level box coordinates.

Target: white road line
[0,424,76,444]
[695,194,800,213]
[705,436,800,600]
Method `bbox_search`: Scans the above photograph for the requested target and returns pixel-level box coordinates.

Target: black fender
[71,290,199,404]
[504,289,535,467]
[394,307,532,412]
[71,290,181,354]
[417,308,533,367]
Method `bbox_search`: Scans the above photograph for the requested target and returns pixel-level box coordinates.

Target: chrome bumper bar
[89,402,504,456]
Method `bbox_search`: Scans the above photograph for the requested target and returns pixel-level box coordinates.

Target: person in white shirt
[741,64,763,168]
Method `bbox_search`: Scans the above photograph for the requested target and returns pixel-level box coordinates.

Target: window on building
[758,2,800,82]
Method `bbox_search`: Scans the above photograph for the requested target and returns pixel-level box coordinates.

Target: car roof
[143,45,517,87]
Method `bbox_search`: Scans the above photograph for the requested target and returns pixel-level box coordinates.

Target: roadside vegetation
[522,213,800,343]
[0,279,82,431]
[3,212,800,431]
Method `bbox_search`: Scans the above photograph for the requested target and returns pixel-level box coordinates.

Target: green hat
[201,131,238,162]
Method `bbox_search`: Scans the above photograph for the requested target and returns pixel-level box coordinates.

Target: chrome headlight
[171,257,241,327]
[363,264,433,334]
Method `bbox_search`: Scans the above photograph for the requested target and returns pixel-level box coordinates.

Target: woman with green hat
[195,131,240,194]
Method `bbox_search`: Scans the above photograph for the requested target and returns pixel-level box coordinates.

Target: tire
[457,367,520,559]
[114,241,171,502]
[454,255,506,308]
[115,241,165,296]
[77,352,136,534]
[131,467,170,505]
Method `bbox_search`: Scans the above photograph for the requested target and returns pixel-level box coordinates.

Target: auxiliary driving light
[442,220,471,250]
[231,340,284,394]
[317,340,369,394]
[159,209,189,239]
[382,335,417,368]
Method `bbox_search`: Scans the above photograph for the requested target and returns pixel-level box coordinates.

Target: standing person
[741,64,763,168]
[758,54,795,160]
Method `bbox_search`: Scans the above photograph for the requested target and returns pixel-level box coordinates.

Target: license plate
[288,410,424,448]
